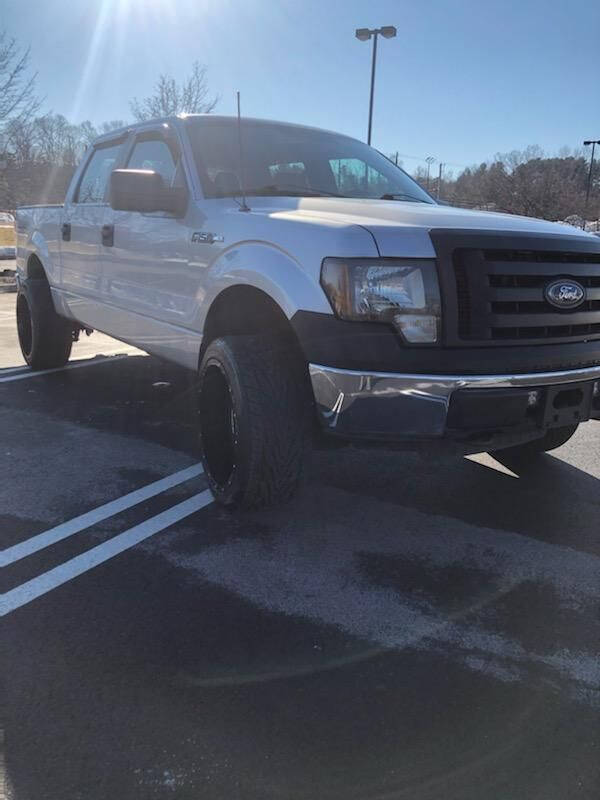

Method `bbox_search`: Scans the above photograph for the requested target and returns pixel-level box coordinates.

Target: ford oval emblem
[544,279,585,309]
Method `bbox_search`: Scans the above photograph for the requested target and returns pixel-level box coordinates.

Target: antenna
[236,91,250,212]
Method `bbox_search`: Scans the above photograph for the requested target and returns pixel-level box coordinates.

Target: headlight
[320,258,442,344]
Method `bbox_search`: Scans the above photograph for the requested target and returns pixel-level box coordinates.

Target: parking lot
[1,289,599,799]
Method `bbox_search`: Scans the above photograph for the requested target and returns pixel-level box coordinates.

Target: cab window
[126,138,180,186]
[75,142,123,203]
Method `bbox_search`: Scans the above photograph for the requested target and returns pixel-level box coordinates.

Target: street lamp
[425,156,436,192]
[583,140,600,228]
[355,26,397,145]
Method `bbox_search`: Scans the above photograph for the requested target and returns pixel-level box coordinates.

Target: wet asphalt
[1,292,599,799]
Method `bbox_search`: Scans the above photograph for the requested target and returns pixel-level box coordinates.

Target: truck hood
[263,197,593,258]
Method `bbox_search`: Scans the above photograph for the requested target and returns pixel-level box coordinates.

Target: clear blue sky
[3,0,599,174]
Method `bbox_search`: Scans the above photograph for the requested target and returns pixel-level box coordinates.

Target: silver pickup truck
[15,114,600,507]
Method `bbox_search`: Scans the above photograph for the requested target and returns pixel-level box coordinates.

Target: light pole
[437,162,444,200]
[355,26,397,145]
[425,156,435,192]
[583,139,599,229]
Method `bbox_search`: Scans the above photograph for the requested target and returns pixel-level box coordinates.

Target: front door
[103,131,202,364]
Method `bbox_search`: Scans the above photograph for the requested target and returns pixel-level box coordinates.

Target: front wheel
[197,335,310,509]
[489,424,579,460]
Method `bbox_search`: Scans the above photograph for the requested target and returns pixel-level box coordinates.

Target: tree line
[409,145,599,223]
[1,27,598,223]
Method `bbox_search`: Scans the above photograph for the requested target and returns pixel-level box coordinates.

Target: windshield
[185,118,435,203]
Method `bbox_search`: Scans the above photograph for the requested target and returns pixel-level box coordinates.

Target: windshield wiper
[380,193,431,203]
[241,184,346,198]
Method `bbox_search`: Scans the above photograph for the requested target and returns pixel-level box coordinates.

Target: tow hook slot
[543,382,594,428]
[553,388,583,409]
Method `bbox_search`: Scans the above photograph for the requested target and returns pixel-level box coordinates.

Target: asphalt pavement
[1,291,599,799]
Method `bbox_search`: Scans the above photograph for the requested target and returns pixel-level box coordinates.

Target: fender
[29,230,53,279]
[199,240,333,332]
[17,222,66,317]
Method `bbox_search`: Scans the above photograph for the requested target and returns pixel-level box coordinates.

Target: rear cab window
[75,141,124,203]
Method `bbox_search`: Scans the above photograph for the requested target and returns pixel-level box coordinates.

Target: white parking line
[1,490,214,616]
[71,345,141,359]
[0,365,28,375]
[0,347,141,378]
[0,353,130,383]
[1,463,204,567]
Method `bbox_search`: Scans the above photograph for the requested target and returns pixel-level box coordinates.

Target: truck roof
[92,114,356,146]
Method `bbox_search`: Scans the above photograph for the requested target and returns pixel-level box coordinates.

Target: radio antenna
[236,91,250,212]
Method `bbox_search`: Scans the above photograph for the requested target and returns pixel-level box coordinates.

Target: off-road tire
[16,278,73,369]
[197,334,310,509]
[490,424,579,459]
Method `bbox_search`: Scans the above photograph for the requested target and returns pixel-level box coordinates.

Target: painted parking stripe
[70,345,141,359]
[0,347,140,378]
[0,353,130,383]
[1,490,214,616]
[0,365,28,375]
[1,463,204,567]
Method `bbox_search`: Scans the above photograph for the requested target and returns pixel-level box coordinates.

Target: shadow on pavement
[312,429,600,555]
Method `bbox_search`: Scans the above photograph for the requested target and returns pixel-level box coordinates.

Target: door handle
[61,222,71,241]
[101,224,114,247]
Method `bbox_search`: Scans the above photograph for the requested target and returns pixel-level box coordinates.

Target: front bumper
[309,363,600,443]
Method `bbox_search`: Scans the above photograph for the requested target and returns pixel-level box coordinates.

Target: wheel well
[26,254,48,281]
[201,286,305,364]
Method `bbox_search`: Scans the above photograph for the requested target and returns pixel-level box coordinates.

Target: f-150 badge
[192,232,224,244]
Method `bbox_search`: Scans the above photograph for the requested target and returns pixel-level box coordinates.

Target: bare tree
[79,120,99,147]
[30,113,95,166]
[0,30,40,129]
[3,116,37,165]
[33,113,71,164]
[72,120,127,152]
[130,61,218,121]
[99,119,127,134]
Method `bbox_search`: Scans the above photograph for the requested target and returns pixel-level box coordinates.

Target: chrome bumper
[309,363,600,439]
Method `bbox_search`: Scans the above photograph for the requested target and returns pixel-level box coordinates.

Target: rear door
[60,139,126,305]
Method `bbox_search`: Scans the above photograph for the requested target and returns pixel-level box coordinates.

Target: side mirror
[109,169,187,217]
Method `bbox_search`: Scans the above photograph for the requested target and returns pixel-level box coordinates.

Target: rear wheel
[490,424,579,460]
[197,335,310,509]
[17,279,73,369]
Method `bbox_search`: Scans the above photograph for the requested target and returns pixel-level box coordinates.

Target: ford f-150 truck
[15,115,600,507]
